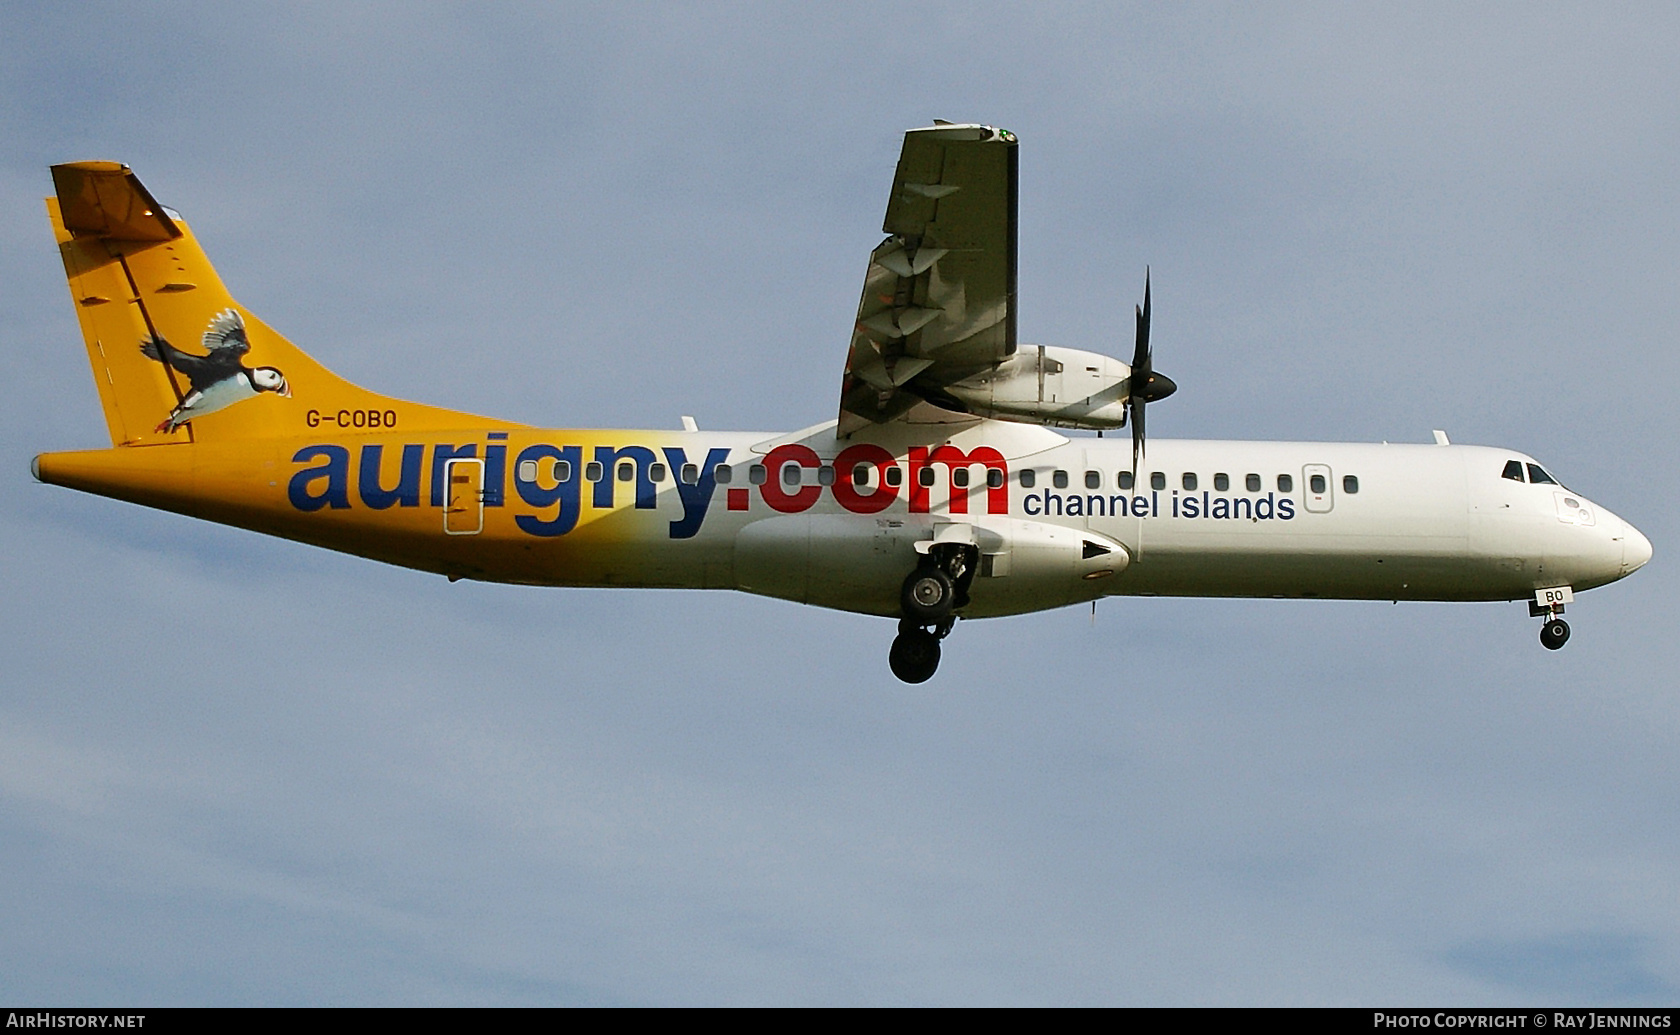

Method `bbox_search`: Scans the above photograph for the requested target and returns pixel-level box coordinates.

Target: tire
[1540,618,1571,650]
[901,568,955,622]
[889,629,941,683]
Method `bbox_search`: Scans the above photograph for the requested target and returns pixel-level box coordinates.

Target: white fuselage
[639,420,1651,619]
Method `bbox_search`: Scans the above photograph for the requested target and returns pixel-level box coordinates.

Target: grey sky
[1,3,1676,1004]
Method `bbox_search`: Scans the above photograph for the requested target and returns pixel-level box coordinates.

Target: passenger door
[1303,464,1334,513]
[444,457,484,535]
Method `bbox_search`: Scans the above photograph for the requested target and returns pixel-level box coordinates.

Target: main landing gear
[888,545,977,684]
[1529,590,1572,650]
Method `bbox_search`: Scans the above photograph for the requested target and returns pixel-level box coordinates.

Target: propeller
[1128,269,1177,472]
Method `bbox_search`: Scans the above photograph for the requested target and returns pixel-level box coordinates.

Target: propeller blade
[1126,268,1173,472]
[1131,390,1146,473]
[1131,268,1151,375]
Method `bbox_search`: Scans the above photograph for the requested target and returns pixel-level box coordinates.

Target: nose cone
[1623,521,1653,575]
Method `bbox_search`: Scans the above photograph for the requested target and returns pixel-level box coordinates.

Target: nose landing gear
[889,545,976,683]
[1540,617,1570,650]
[1529,588,1573,650]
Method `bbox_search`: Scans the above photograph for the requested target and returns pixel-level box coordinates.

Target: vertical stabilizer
[49,162,499,446]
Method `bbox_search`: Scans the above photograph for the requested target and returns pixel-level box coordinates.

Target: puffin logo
[140,309,291,432]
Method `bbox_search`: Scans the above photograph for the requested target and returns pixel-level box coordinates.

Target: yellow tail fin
[50,162,500,446]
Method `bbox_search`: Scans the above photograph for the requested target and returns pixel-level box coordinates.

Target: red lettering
[759,444,823,513]
[908,445,1009,514]
[830,443,899,514]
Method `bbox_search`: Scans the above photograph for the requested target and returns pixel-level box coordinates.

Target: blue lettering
[513,444,581,537]
[1278,498,1295,520]
[430,444,477,506]
[1211,496,1229,519]
[357,443,422,509]
[593,445,658,509]
[289,445,351,511]
[483,442,506,507]
[664,446,730,539]
[1256,493,1274,520]
[1233,497,1252,519]
[1024,492,1041,516]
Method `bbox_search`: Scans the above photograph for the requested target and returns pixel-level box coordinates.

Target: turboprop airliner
[32,124,1651,683]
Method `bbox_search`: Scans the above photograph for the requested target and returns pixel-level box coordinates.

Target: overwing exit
[31,132,1651,683]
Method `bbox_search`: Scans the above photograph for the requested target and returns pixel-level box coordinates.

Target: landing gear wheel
[1540,618,1571,650]
[889,629,941,683]
[901,568,955,623]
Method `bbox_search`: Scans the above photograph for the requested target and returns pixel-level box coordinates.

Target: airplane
[32,124,1652,684]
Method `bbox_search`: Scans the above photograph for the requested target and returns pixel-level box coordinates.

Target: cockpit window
[1502,460,1525,482]
[1527,464,1557,485]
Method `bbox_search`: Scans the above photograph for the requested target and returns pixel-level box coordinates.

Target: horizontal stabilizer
[51,162,180,242]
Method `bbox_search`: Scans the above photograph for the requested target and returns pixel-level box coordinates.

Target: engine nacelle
[733,514,1129,619]
[940,345,1131,430]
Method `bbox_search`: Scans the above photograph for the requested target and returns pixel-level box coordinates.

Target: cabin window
[1151,472,1166,491]
[1310,474,1327,494]
[714,464,733,484]
[617,462,635,482]
[1343,475,1359,494]
[649,463,667,483]
[1020,469,1036,489]
[782,464,801,486]
[748,464,767,485]
[679,463,698,485]
[555,460,573,483]
[1528,464,1557,485]
[1214,473,1229,492]
[1084,470,1101,490]
[918,467,935,487]
[1502,460,1525,482]
[1182,472,1197,491]
[885,466,903,487]
[987,469,1004,489]
[517,459,539,482]
[1278,473,1293,492]
[1245,473,1261,492]
[1052,470,1070,489]
[1118,471,1134,490]
[852,464,870,486]
[818,465,836,486]
[585,461,604,482]
[952,468,969,488]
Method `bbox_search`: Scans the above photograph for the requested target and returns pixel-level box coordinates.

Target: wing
[839,123,1017,435]
[201,308,250,356]
[140,334,221,388]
